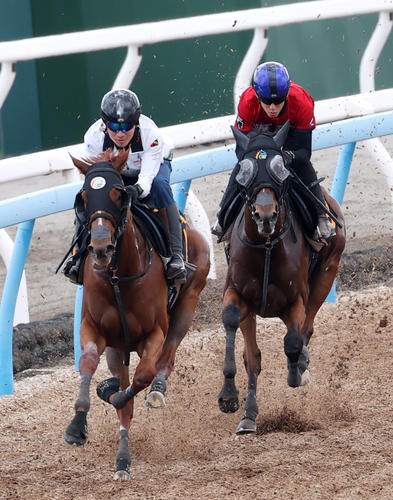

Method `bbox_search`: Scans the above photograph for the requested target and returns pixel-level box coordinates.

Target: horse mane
[69,148,129,175]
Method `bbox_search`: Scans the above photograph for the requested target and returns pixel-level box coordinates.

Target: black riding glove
[281,149,295,166]
[125,184,143,204]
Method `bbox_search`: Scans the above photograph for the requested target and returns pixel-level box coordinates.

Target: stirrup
[167,255,186,283]
[211,219,223,238]
[316,215,336,240]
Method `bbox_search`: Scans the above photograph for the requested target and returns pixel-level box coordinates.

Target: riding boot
[217,162,241,228]
[309,182,336,241]
[63,219,84,284]
[166,202,187,283]
[293,159,335,241]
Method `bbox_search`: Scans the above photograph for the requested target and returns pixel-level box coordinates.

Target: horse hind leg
[113,429,132,481]
[218,301,241,414]
[284,327,304,388]
[146,286,205,409]
[146,369,167,409]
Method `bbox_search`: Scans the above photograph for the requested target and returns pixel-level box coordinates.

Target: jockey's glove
[125,183,143,204]
[281,149,296,166]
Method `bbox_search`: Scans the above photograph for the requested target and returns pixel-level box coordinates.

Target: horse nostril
[107,244,115,254]
[88,245,93,254]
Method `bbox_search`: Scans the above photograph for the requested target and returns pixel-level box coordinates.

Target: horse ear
[69,154,91,175]
[273,120,291,148]
[231,125,250,159]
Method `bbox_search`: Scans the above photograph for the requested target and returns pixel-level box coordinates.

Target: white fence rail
[0,0,392,109]
[0,2,392,335]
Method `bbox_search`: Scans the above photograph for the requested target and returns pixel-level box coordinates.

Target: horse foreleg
[147,289,201,409]
[65,340,100,446]
[111,326,165,410]
[95,347,134,481]
[236,313,260,434]
[218,290,244,414]
[282,298,306,388]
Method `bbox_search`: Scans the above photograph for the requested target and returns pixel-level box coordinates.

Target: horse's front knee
[222,303,241,332]
[79,341,100,373]
[133,363,156,392]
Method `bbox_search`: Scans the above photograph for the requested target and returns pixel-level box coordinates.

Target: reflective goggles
[258,96,286,106]
[107,122,135,133]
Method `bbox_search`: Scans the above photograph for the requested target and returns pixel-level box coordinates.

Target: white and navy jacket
[83,114,171,198]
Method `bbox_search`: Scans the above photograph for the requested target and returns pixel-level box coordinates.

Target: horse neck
[244,200,287,244]
[117,211,148,274]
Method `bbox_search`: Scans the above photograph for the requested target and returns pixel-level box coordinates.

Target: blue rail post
[0,220,35,395]
[73,285,83,371]
[326,142,356,302]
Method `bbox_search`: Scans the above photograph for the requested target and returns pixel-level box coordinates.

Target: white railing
[0,0,392,109]
[0,0,392,325]
[1,89,393,184]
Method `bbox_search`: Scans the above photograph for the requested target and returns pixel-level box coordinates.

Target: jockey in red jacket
[213,61,335,244]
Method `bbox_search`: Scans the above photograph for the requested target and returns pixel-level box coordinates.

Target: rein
[95,214,153,367]
[238,199,292,316]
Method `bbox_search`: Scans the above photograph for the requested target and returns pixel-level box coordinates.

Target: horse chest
[231,255,305,316]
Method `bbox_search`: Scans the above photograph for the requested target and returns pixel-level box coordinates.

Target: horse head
[70,149,130,271]
[232,121,291,237]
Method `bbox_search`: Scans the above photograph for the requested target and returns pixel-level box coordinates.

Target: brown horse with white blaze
[64,150,210,480]
[218,124,346,434]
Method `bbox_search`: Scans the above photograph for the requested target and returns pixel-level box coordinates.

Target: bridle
[238,166,292,316]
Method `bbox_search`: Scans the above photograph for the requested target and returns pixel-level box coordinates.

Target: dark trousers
[122,159,174,210]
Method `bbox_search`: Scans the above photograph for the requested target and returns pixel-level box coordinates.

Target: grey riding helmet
[100,89,141,125]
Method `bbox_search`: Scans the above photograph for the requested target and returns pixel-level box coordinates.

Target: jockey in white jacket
[63,89,186,284]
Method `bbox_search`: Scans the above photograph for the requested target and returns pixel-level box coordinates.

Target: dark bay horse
[218,124,345,434]
[64,150,210,480]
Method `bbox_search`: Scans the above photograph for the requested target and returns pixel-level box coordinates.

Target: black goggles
[107,122,135,133]
[258,96,286,106]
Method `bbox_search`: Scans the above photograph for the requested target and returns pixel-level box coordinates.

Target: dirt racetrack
[1,140,393,498]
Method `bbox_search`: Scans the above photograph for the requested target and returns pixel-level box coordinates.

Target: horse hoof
[218,397,239,414]
[146,390,166,408]
[64,432,86,447]
[300,369,311,386]
[287,363,302,388]
[236,418,257,434]
[113,470,131,481]
[64,411,88,446]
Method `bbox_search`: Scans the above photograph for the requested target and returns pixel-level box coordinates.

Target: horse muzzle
[89,225,115,269]
[252,210,278,236]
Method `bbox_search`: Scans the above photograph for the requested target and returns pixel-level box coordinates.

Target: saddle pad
[132,203,171,258]
[288,186,319,238]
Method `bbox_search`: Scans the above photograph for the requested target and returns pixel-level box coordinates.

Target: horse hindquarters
[146,227,210,409]
[302,193,346,342]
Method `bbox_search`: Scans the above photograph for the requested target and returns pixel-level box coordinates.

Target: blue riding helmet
[252,62,290,101]
[101,89,141,125]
